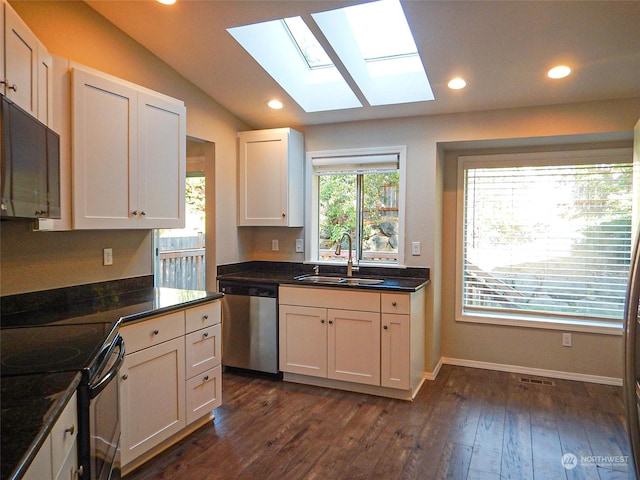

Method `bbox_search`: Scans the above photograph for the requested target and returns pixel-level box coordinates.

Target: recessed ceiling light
[448,77,466,90]
[547,65,571,79]
[268,100,283,110]
[157,0,176,5]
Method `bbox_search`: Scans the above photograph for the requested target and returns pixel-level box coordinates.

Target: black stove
[0,322,119,380]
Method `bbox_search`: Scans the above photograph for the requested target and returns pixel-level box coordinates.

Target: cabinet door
[37,45,53,126]
[238,129,295,226]
[186,365,222,425]
[279,305,327,377]
[54,438,78,480]
[22,435,52,480]
[119,336,185,467]
[185,323,221,379]
[137,92,185,228]
[72,68,137,229]
[4,4,38,115]
[51,392,77,479]
[381,314,410,390]
[327,309,381,386]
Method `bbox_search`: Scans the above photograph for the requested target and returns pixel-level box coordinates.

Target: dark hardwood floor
[125,365,635,480]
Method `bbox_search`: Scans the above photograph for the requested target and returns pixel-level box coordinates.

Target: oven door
[87,334,124,480]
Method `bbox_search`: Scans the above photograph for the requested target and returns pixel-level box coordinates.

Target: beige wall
[1,222,151,294]
[2,1,249,295]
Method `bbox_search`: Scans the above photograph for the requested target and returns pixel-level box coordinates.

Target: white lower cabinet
[118,299,222,471]
[185,302,222,425]
[279,286,425,399]
[22,392,79,480]
[22,435,52,480]
[119,335,186,467]
[381,313,410,389]
[185,365,222,425]
[279,287,381,387]
[279,305,327,377]
[328,309,380,385]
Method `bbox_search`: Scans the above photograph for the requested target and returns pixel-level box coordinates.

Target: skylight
[283,17,333,70]
[227,0,433,112]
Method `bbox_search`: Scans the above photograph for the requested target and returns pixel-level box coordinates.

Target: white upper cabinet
[137,91,186,228]
[238,127,304,227]
[36,47,52,125]
[72,67,185,229]
[2,1,51,124]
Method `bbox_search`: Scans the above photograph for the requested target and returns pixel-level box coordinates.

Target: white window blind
[458,148,633,323]
[312,153,399,175]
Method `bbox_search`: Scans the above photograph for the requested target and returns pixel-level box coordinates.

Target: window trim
[305,145,407,267]
[455,147,633,334]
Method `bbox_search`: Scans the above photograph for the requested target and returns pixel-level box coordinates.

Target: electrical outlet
[562,332,572,347]
[271,239,279,251]
[103,248,113,266]
[295,239,304,253]
[411,241,421,255]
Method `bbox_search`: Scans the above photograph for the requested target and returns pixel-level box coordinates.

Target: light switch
[295,239,304,253]
[103,248,113,266]
[272,239,279,251]
[411,241,421,256]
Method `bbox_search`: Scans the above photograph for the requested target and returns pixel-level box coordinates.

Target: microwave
[1,94,60,219]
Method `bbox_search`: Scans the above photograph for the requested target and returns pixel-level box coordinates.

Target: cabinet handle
[383,325,388,330]
[282,213,286,218]
[203,315,209,320]
[1,80,17,91]
[328,320,333,325]
[153,329,159,335]
[132,210,138,216]
[203,375,209,382]
[321,319,325,324]
[64,425,75,436]
[122,374,128,380]
[392,302,397,307]
[140,211,146,216]
[75,466,84,479]
[203,332,209,338]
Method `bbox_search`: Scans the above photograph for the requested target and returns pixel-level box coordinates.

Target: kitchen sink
[295,274,384,286]
[295,275,346,284]
[341,277,384,285]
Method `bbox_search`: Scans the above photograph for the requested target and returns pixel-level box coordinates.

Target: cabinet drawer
[186,365,222,425]
[121,311,185,354]
[186,301,221,333]
[381,293,410,314]
[185,323,222,379]
[280,286,380,312]
[51,392,77,478]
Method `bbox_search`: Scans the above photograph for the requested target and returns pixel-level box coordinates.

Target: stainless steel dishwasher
[219,281,279,375]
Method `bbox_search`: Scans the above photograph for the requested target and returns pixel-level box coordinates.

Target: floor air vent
[519,377,555,386]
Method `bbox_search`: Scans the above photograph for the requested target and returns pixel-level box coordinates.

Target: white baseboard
[439,357,622,386]
[424,357,443,381]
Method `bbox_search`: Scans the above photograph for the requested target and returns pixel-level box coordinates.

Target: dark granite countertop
[1,276,223,480]
[217,261,430,292]
[1,372,81,480]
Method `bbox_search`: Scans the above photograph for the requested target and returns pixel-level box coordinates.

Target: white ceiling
[85,0,640,130]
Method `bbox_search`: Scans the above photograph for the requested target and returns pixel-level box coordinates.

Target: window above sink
[306,145,407,268]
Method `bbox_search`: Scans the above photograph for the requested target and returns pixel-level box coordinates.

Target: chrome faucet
[335,232,354,277]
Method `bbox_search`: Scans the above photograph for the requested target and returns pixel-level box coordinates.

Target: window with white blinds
[456,148,633,327]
